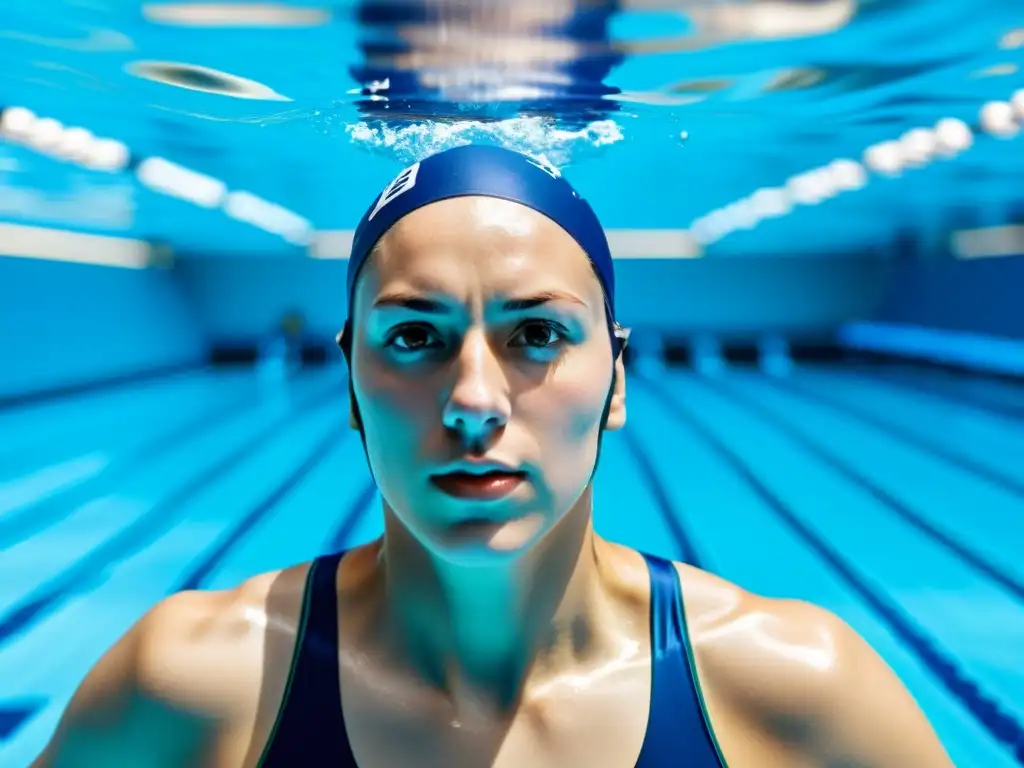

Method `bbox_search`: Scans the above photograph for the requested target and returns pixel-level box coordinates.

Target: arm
[795,607,955,767]
[677,562,954,767]
[30,596,212,768]
[714,597,955,767]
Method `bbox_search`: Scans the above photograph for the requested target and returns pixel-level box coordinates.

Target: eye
[510,320,566,349]
[385,324,441,352]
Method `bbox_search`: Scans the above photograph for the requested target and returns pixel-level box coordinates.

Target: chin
[427,512,548,564]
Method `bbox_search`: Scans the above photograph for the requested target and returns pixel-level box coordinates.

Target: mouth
[429,465,527,501]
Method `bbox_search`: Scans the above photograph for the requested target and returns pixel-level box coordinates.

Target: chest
[339,659,655,768]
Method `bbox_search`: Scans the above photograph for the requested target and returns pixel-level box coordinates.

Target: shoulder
[133,563,314,713]
[671,561,954,767]
[673,562,850,710]
[32,561,317,766]
[137,545,380,710]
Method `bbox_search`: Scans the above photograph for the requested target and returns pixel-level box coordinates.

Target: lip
[430,461,526,501]
[436,459,522,476]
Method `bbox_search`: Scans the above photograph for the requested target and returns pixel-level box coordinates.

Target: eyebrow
[371,290,589,313]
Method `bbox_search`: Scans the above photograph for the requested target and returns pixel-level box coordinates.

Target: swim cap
[347,145,615,311]
[344,144,622,355]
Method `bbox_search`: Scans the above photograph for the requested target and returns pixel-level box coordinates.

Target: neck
[379,490,607,716]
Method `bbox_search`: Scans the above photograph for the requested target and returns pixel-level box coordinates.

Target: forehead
[362,196,603,300]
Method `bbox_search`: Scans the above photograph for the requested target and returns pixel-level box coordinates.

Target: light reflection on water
[0,0,1020,250]
[0,0,879,165]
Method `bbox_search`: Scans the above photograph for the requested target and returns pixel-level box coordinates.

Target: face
[348,196,626,559]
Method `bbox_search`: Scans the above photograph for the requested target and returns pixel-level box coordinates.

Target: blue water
[0,362,1022,766]
[0,0,1022,257]
[2,1,1024,766]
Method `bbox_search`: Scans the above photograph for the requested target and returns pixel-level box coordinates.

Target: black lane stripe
[620,427,706,569]
[0,391,262,550]
[324,481,379,555]
[0,380,341,648]
[0,361,208,411]
[637,373,1024,764]
[707,374,1024,605]
[177,421,348,592]
[857,367,1024,421]
[0,699,44,740]
[770,373,1024,499]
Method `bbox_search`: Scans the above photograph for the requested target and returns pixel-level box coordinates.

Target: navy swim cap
[344,145,621,354]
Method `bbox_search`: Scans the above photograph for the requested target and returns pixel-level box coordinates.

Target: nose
[441,330,510,447]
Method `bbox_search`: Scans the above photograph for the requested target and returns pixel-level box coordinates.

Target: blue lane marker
[620,428,706,569]
[0,700,44,741]
[0,390,259,550]
[175,423,347,592]
[0,413,349,747]
[0,383,339,649]
[868,366,1024,421]
[0,362,207,411]
[639,373,1024,765]
[713,376,1024,605]
[770,374,1024,499]
[839,322,1024,381]
[324,481,378,555]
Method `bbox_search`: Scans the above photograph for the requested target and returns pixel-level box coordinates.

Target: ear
[603,352,627,431]
[338,325,362,430]
[346,377,362,431]
[349,393,361,430]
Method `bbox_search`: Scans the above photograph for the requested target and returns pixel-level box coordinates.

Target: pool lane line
[0,416,348,747]
[636,372,1024,764]
[176,421,349,592]
[0,385,271,550]
[854,368,1024,422]
[0,380,341,649]
[765,373,1024,499]
[620,426,707,569]
[0,361,209,412]
[324,481,379,555]
[705,374,1024,605]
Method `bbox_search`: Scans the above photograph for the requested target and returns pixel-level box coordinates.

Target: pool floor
[0,362,1022,767]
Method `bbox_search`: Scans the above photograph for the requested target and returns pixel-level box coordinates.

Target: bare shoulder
[673,563,848,710]
[133,544,382,724]
[134,563,313,714]
[31,561,316,767]
[673,562,954,767]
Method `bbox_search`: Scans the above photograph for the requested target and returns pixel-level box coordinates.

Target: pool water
[0,361,1023,765]
[1,1,1024,765]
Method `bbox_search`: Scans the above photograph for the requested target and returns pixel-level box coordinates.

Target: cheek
[355,365,435,452]
[528,373,609,447]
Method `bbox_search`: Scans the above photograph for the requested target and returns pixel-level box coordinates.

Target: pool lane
[0,373,339,643]
[0,365,1017,767]
[631,371,1019,768]
[0,374,350,766]
[766,366,1024,495]
[0,371,270,547]
[849,364,1024,420]
[709,370,1024,593]
[665,371,1024,702]
[0,369,225,472]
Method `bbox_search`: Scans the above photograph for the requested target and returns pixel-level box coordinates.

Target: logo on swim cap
[524,155,561,179]
[368,161,421,222]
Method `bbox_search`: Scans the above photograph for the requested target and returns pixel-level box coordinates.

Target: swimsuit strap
[257,551,360,767]
[634,552,726,767]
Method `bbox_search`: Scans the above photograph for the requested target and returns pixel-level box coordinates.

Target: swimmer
[32,144,953,767]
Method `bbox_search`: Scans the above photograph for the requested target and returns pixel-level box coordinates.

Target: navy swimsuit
[258,549,726,767]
